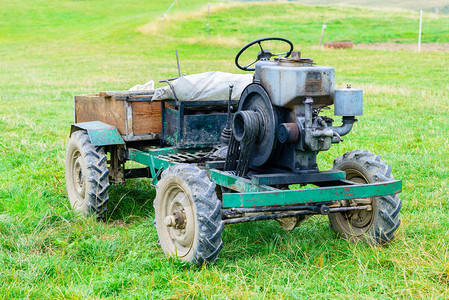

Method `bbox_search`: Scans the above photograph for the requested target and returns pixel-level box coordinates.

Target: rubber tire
[329,150,402,245]
[65,130,110,218]
[154,164,224,265]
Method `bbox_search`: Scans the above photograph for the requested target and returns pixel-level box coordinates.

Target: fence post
[161,0,178,34]
[207,2,210,38]
[319,23,326,47]
[418,10,423,53]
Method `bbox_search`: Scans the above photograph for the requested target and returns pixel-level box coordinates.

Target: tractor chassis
[127,147,402,225]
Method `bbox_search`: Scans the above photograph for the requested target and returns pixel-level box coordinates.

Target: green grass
[1,0,449,298]
[156,3,449,44]
[293,0,449,11]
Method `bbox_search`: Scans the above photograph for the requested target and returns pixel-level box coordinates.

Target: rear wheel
[154,164,224,265]
[65,130,110,218]
[329,150,402,245]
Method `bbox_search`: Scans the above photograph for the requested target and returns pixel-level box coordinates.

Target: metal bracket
[151,167,164,186]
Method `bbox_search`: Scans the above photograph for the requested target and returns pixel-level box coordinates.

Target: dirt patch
[355,43,449,51]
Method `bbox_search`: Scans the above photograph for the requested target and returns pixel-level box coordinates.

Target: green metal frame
[127,147,402,208]
[221,180,402,208]
[128,147,177,184]
[208,169,276,193]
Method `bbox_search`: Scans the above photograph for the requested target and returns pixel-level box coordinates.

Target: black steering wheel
[235,37,293,71]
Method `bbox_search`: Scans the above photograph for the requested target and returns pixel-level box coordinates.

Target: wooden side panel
[75,95,126,134]
[75,94,161,137]
[132,101,162,135]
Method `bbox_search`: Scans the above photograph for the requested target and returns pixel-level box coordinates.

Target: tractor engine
[227,51,363,177]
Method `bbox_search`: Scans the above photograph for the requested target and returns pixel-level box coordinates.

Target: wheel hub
[335,171,374,233]
[164,211,187,229]
[159,189,195,257]
[74,157,84,194]
[344,200,373,228]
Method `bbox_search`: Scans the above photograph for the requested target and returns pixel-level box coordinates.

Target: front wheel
[329,150,402,245]
[154,164,224,265]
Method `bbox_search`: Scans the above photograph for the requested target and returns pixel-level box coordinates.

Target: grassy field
[292,0,449,11]
[1,0,449,298]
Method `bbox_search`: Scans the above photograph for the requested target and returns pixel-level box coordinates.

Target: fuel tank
[254,58,335,108]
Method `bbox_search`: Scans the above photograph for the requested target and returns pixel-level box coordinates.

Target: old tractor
[65,37,402,264]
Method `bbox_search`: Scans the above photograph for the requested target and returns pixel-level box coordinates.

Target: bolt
[164,215,176,227]
[319,205,330,215]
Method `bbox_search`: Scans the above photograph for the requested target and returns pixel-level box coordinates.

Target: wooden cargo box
[75,91,161,142]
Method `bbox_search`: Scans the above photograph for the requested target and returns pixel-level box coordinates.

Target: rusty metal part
[223,205,370,225]
[274,56,314,65]
[164,211,187,229]
[330,167,374,234]
[164,215,176,226]
[222,203,364,217]
[291,51,301,59]
[222,204,318,216]
[274,50,313,64]
[108,146,125,184]
[319,204,330,215]
[273,51,315,65]
[278,123,299,143]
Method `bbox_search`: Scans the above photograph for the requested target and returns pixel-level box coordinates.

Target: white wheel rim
[158,183,196,258]
[69,149,87,210]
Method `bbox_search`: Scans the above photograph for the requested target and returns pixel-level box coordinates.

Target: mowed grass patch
[0,0,449,298]
[145,2,449,45]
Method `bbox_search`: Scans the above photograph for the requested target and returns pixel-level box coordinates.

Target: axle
[222,204,371,225]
